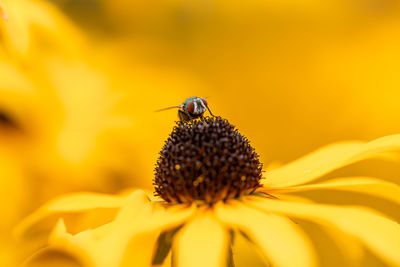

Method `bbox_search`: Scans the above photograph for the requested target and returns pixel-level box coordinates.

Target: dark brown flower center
[153,116,263,204]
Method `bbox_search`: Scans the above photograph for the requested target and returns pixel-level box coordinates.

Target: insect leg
[178,110,184,122]
[206,106,215,117]
[178,110,190,122]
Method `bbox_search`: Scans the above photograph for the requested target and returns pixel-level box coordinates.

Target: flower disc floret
[154,116,263,203]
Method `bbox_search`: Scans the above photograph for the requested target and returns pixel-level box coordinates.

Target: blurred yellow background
[1,0,400,266]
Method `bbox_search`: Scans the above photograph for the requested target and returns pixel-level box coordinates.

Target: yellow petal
[21,247,88,267]
[48,191,194,267]
[247,197,400,266]
[112,191,196,233]
[174,211,228,267]
[99,191,195,267]
[119,231,161,267]
[0,0,30,55]
[0,0,85,58]
[263,134,400,187]
[15,192,125,238]
[254,193,364,265]
[50,219,70,241]
[48,192,154,267]
[150,205,196,230]
[272,177,400,205]
[23,0,85,56]
[323,225,364,264]
[257,192,314,203]
[45,193,125,212]
[0,3,7,20]
[231,229,266,267]
[216,202,316,267]
[252,193,364,264]
[46,219,95,267]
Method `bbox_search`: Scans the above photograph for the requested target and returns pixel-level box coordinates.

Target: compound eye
[201,98,208,107]
[187,101,195,113]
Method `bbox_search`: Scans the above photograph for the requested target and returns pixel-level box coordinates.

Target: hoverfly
[156,97,215,122]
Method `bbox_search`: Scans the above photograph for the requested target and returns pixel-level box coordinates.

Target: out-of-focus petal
[23,0,85,56]
[174,210,228,267]
[263,134,400,187]
[0,3,6,20]
[38,193,125,211]
[15,192,125,238]
[254,194,364,265]
[247,197,400,266]
[119,231,162,267]
[0,0,85,59]
[22,246,88,267]
[270,177,400,205]
[270,193,314,203]
[253,193,364,265]
[216,202,316,267]
[43,219,94,267]
[0,61,37,138]
[0,0,29,55]
[111,191,195,233]
[0,153,26,267]
[45,191,195,267]
[0,153,25,232]
[323,225,364,264]
[47,192,156,267]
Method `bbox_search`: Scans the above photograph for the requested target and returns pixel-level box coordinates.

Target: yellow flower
[0,0,85,60]
[0,52,176,265]
[19,117,400,267]
[0,153,26,267]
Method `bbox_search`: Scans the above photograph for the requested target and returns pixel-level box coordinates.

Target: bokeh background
[1,0,400,266]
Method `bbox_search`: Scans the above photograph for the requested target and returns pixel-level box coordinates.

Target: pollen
[153,116,263,204]
[193,176,204,187]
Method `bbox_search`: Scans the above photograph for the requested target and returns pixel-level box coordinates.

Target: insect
[156,97,215,122]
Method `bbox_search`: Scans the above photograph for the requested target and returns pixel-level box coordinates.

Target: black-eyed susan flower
[19,116,400,267]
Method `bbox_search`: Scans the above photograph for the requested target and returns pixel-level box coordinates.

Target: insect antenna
[154,105,182,112]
